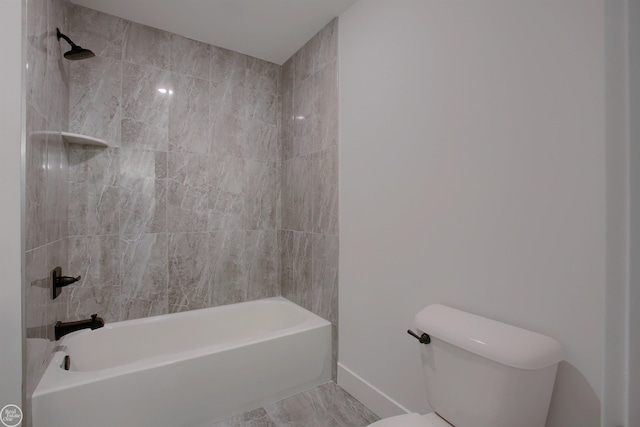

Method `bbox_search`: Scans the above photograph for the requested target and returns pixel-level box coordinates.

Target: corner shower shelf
[61,132,109,147]
[31,131,110,148]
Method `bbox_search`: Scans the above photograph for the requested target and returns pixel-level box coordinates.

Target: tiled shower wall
[279,21,339,378]
[24,1,339,404]
[64,5,280,321]
[24,0,71,409]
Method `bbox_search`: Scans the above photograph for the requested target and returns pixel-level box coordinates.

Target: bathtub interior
[62,297,316,371]
[32,297,332,427]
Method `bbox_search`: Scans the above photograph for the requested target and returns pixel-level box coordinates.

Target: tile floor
[211,382,380,427]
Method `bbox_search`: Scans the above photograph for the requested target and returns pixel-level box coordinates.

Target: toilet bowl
[364,304,563,427]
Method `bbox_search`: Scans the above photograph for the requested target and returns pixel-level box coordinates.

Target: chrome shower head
[56,28,95,61]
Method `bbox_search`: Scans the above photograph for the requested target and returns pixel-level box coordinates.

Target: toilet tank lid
[414,304,563,370]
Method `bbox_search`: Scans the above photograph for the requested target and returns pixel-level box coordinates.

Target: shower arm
[56,28,78,48]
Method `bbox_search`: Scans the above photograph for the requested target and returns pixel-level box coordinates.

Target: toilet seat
[368,412,452,427]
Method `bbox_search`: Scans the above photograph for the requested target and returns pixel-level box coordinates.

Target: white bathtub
[32,297,331,427]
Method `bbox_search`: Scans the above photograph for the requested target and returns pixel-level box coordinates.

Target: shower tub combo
[32,297,332,427]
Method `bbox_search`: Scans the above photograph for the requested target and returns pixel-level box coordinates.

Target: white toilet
[368,304,563,427]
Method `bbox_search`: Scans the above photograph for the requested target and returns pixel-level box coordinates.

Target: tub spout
[55,314,104,340]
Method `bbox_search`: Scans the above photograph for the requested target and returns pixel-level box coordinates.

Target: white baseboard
[337,363,410,419]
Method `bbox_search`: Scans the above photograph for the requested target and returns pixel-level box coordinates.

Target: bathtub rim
[33,297,331,396]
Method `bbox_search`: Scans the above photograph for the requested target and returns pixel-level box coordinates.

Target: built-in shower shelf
[30,131,110,148]
[60,132,109,147]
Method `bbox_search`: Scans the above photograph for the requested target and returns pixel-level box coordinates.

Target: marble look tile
[67,235,121,322]
[294,19,338,89]
[47,238,69,323]
[168,232,212,312]
[68,235,120,288]
[208,156,246,231]
[122,63,172,151]
[280,231,337,323]
[60,142,70,240]
[25,246,51,340]
[68,146,120,187]
[303,382,379,427]
[123,21,171,69]
[25,338,52,400]
[210,84,247,158]
[244,160,276,230]
[281,56,295,97]
[68,182,119,236]
[246,230,278,300]
[121,118,168,152]
[293,61,338,157]
[280,90,294,161]
[275,162,282,231]
[46,0,70,131]
[25,105,48,250]
[169,74,210,154]
[211,408,276,427]
[120,149,167,234]
[247,120,279,163]
[280,156,314,232]
[312,147,339,236]
[263,388,338,427]
[219,383,378,427]
[279,231,312,310]
[170,34,210,80]
[246,91,279,162]
[210,46,248,87]
[210,231,248,306]
[24,240,69,385]
[69,55,122,145]
[25,0,73,403]
[68,4,124,60]
[121,233,168,320]
[246,89,278,126]
[45,132,67,242]
[210,58,281,160]
[26,0,48,114]
[310,234,338,324]
[66,284,121,323]
[331,324,338,382]
[167,152,210,232]
[245,89,280,125]
[155,150,168,179]
[245,58,279,94]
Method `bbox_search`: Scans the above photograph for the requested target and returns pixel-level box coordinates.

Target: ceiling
[69,0,358,65]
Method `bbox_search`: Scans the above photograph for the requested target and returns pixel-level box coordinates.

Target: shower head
[56,28,95,61]
[63,45,96,61]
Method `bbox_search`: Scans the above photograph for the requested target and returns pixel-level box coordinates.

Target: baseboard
[337,363,410,419]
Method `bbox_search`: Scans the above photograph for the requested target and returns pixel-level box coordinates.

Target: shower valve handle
[56,275,81,287]
[52,266,81,299]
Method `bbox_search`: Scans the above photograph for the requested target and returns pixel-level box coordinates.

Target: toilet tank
[415,305,563,427]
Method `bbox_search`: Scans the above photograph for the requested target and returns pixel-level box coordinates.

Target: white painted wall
[628,0,640,424]
[603,0,632,425]
[603,1,630,425]
[338,1,607,426]
[0,0,24,415]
